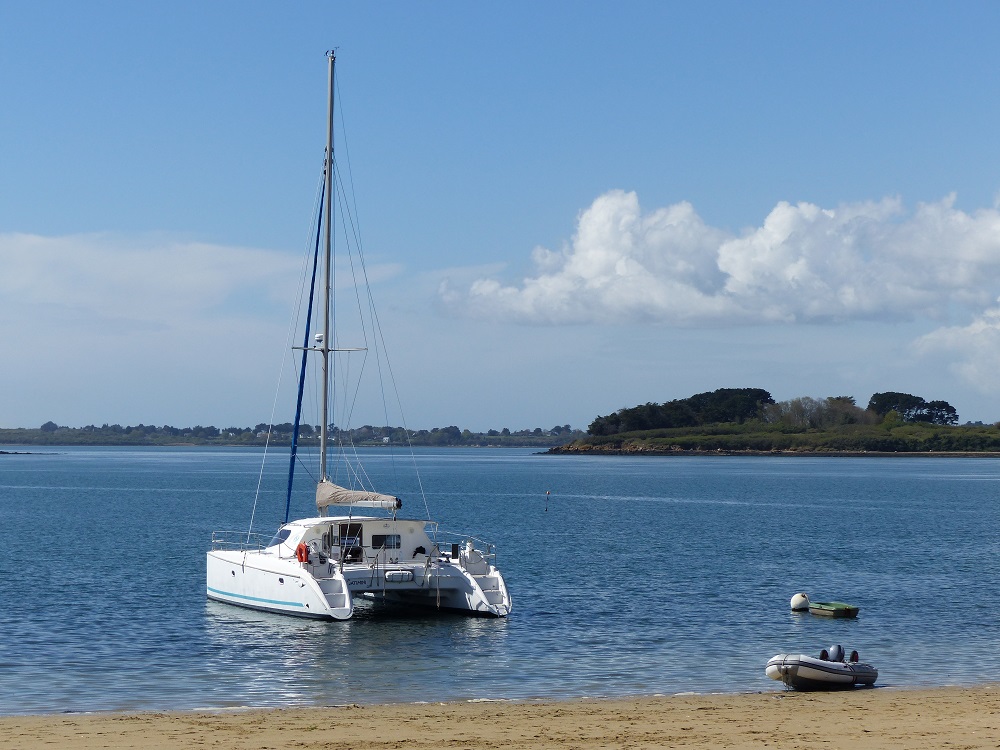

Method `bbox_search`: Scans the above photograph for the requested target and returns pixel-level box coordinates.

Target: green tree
[868,392,958,424]
[588,388,774,435]
[868,392,926,421]
[881,410,903,429]
[923,400,959,426]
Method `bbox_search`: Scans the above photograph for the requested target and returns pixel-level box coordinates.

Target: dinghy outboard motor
[827,644,845,662]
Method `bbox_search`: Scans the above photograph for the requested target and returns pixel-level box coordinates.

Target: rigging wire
[246,171,326,537]
[276,60,432,527]
[332,87,432,521]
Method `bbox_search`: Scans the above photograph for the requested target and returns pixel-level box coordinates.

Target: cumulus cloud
[443,190,1000,326]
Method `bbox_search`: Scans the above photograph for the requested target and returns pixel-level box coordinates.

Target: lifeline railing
[210,530,272,552]
[432,529,500,569]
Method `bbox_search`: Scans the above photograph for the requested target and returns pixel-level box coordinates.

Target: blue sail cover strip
[284,182,325,523]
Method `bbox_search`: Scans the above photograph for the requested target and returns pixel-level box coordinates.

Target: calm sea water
[2,445,999,715]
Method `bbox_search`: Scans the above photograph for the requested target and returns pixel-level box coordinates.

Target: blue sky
[4,2,1000,431]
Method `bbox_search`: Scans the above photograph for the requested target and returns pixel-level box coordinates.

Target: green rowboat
[808,601,859,618]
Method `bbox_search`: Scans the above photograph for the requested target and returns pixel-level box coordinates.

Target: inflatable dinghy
[766,645,877,690]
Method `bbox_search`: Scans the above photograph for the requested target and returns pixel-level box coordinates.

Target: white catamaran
[206,51,511,620]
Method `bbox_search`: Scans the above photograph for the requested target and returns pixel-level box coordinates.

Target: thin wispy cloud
[0,231,404,332]
[443,190,1000,326]
[0,232,301,327]
[0,232,407,427]
[916,308,1000,395]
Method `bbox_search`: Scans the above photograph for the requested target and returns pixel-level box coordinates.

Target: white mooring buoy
[790,592,810,611]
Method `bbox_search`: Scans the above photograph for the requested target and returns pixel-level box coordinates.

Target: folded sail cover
[316,480,402,512]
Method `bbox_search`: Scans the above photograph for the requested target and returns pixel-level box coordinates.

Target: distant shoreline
[547,446,1000,458]
[5,445,1000,458]
[0,438,573,450]
[0,425,582,450]
[0,443,554,451]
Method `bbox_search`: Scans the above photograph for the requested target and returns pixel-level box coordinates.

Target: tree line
[7,421,585,448]
[587,388,961,436]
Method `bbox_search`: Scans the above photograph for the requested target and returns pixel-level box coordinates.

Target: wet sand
[3,686,1000,749]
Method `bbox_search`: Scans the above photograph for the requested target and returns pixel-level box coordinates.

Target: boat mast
[320,49,335,482]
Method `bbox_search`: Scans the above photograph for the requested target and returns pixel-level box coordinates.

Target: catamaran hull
[364,569,511,617]
[206,550,354,620]
[207,548,511,620]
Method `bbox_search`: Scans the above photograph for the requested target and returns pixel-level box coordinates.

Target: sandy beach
[2,686,999,749]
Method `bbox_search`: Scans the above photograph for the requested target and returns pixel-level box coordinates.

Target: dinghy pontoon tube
[766,645,878,690]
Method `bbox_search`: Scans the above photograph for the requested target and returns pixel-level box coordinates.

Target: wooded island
[552,388,1000,454]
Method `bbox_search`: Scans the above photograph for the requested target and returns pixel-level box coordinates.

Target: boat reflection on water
[203,600,510,706]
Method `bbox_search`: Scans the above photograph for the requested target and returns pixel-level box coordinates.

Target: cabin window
[337,523,364,562]
[268,528,292,548]
[371,534,401,550]
[336,523,363,548]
